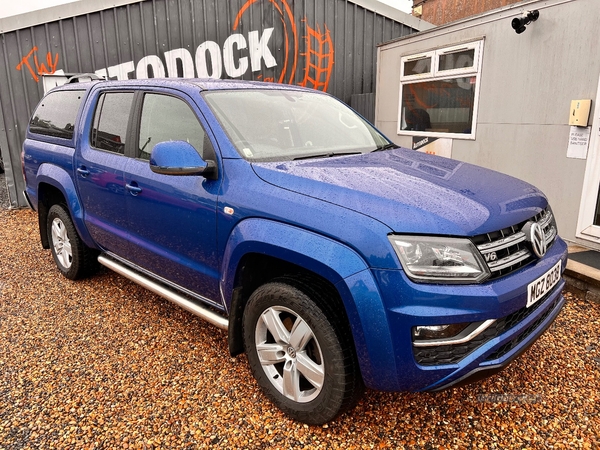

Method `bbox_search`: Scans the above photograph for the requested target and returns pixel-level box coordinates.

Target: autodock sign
[16,0,335,92]
[412,136,452,158]
[2,0,417,208]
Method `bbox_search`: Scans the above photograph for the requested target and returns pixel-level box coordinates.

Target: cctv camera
[511,17,527,34]
[511,10,539,34]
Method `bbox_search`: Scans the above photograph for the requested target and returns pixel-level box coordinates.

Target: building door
[576,73,600,243]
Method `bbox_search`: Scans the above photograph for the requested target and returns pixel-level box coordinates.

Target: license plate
[526,260,562,308]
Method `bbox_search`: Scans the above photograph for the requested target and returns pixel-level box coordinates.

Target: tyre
[47,204,98,280]
[243,279,364,424]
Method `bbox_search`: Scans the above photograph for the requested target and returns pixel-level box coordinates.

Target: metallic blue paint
[121,156,222,301]
[216,158,398,271]
[149,141,208,174]
[75,144,130,255]
[339,269,399,390]
[371,238,567,391]
[25,159,96,249]
[253,149,548,236]
[220,217,369,306]
[23,78,570,396]
[429,293,565,391]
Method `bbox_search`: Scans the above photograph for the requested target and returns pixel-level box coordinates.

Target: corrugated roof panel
[0,0,421,207]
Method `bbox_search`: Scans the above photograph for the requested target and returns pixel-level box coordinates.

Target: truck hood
[251,148,547,236]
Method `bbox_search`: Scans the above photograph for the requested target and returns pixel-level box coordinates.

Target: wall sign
[16,0,335,93]
[412,136,452,158]
[567,126,591,159]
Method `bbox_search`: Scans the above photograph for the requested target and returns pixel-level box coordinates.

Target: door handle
[77,167,90,177]
[126,183,143,196]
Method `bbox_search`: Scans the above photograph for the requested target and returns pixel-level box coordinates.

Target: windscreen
[204,89,389,161]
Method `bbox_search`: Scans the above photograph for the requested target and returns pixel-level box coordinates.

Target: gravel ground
[0,173,9,210]
[0,207,598,449]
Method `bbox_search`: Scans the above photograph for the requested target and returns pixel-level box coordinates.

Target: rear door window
[91,92,135,154]
[29,90,85,140]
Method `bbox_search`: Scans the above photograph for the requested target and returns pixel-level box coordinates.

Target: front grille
[413,288,557,366]
[472,207,557,280]
[484,295,561,362]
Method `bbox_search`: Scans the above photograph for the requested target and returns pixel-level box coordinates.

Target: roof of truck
[55,77,313,93]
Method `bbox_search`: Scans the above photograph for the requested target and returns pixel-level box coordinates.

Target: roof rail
[67,73,105,83]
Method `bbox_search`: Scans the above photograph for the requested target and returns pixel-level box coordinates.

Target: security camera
[511,10,539,34]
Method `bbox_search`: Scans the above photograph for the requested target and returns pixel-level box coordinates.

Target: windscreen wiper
[372,143,398,152]
[293,151,362,161]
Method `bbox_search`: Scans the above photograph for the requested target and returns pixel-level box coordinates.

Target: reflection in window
[401,78,475,134]
[403,56,431,76]
[92,92,134,154]
[204,90,388,161]
[438,49,475,72]
[399,41,483,139]
[138,94,208,160]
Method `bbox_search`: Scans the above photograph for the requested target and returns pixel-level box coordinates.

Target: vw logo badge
[524,221,547,258]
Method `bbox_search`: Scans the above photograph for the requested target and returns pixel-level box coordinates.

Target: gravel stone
[1,208,598,449]
[0,173,9,210]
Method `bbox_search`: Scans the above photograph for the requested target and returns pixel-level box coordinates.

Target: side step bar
[98,255,229,330]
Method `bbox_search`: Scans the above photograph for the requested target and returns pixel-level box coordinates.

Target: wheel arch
[222,218,393,387]
[35,164,96,249]
[226,252,352,354]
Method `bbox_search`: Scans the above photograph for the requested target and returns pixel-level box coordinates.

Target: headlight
[389,235,490,284]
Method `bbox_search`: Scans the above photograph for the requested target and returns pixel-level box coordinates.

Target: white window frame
[398,40,485,140]
[576,72,600,242]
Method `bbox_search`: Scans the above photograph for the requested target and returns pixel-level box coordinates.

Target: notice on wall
[567,126,591,159]
[412,136,452,158]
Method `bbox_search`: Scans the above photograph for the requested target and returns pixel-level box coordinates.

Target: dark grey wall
[0,0,418,207]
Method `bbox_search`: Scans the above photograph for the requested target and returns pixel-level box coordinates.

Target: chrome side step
[98,255,229,330]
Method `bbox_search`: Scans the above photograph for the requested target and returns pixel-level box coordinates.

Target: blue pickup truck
[22,78,567,424]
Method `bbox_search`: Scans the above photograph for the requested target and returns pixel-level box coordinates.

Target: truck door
[75,91,134,255]
[122,91,222,305]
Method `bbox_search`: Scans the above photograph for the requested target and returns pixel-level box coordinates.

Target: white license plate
[526,260,562,308]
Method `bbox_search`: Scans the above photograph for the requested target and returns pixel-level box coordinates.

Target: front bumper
[363,236,568,392]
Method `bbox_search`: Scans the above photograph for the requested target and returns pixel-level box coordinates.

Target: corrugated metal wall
[350,93,375,123]
[0,0,418,208]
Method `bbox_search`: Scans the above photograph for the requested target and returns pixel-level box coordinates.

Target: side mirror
[149,141,217,178]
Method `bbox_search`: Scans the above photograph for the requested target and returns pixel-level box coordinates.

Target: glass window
[403,56,432,77]
[29,90,84,140]
[138,94,209,160]
[91,92,134,154]
[438,49,475,72]
[401,78,476,134]
[204,90,389,162]
[398,40,483,140]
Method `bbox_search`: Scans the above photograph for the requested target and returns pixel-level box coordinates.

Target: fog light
[413,320,497,348]
[413,323,470,340]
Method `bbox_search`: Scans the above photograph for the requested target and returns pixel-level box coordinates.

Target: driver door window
[138,94,211,160]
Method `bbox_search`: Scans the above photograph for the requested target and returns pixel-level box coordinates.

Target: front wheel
[47,204,98,280]
[243,279,363,424]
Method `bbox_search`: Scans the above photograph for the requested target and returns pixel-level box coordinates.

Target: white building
[376,0,600,249]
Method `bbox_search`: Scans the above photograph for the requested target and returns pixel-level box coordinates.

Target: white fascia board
[0,0,436,34]
[378,0,575,48]
[0,0,142,33]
